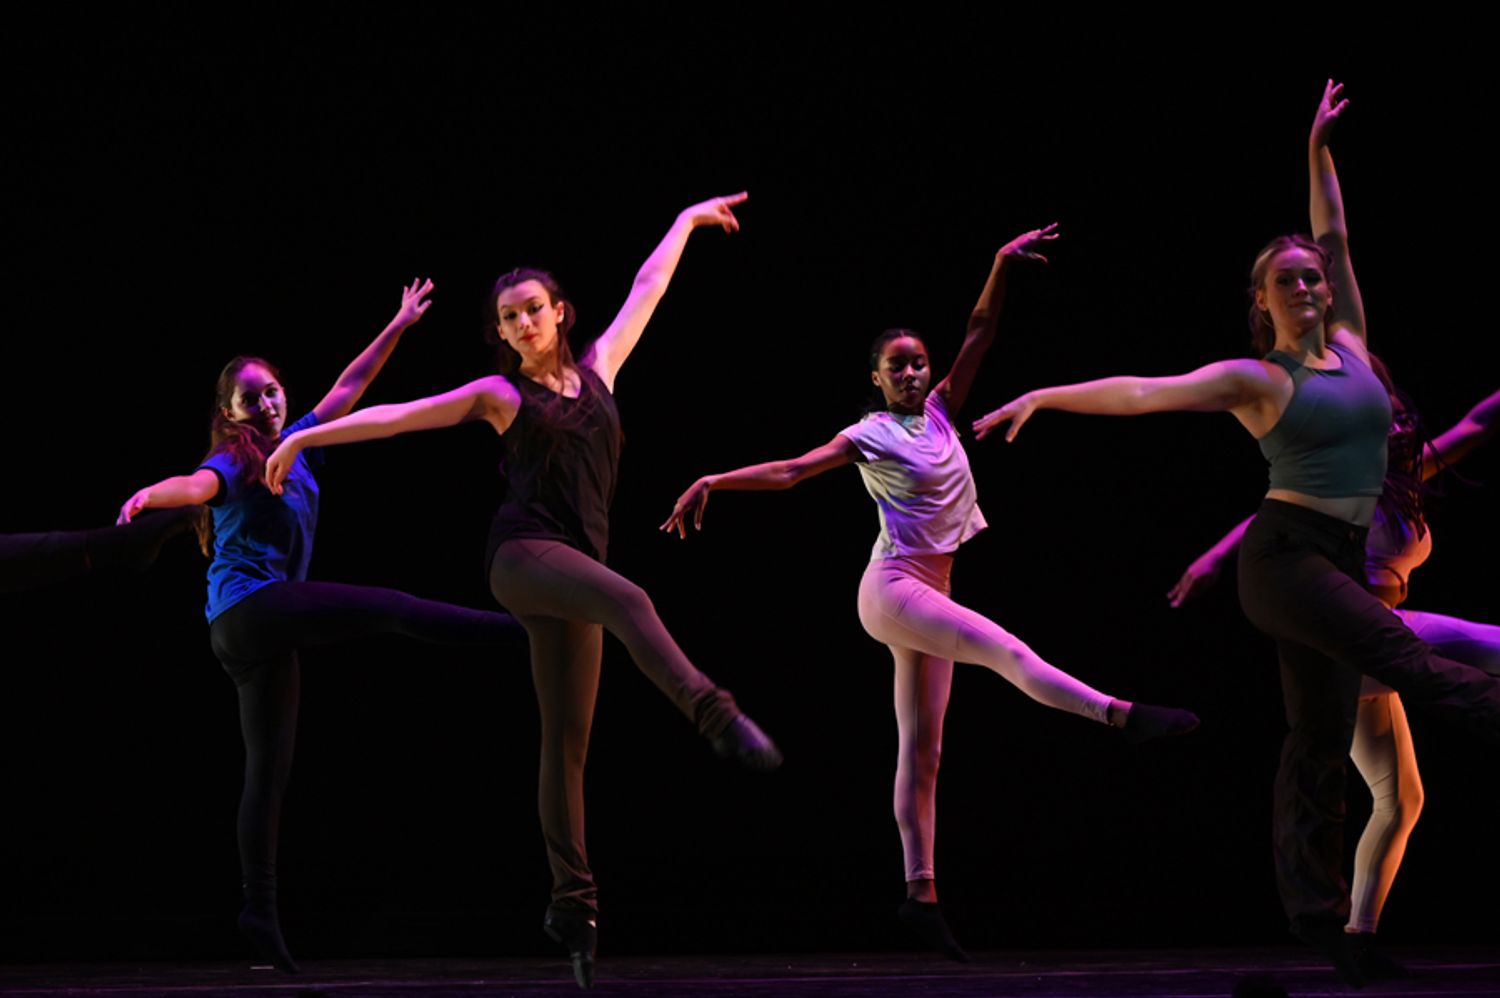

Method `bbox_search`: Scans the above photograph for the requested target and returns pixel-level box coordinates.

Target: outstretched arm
[934,224,1059,413]
[584,193,746,392]
[118,469,220,524]
[265,376,521,494]
[660,434,860,538]
[972,359,1280,442]
[1425,387,1500,478]
[312,278,434,423]
[1309,80,1367,356]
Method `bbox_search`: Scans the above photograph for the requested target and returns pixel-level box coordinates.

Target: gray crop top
[1256,342,1390,498]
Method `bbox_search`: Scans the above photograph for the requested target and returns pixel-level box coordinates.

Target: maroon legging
[487,537,739,916]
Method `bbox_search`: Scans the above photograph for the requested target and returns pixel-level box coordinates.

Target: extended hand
[999,222,1060,263]
[395,277,435,327]
[1310,79,1349,148]
[680,192,747,233]
[116,488,151,525]
[660,477,713,538]
[972,393,1039,442]
[1167,555,1223,608]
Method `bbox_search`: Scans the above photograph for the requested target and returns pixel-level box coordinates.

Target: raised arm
[660,434,860,538]
[1425,387,1500,478]
[584,192,746,392]
[934,224,1059,413]
[972,358,1282,442]
[265,375,521,495]
[1309,80,1367,355]
[311,278,434,423]
[117,469,220,524]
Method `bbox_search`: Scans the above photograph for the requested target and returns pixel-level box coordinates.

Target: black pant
[209,581,519,910]
[1237,499,1500,931]
[0,508,196,594]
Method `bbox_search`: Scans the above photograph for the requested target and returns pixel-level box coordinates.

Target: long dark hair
[1366,353,1428,546]
[1246,235,1337,357]
[193,356,283,556]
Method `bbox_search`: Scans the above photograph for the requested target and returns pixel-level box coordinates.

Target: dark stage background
[4,19,1495,966]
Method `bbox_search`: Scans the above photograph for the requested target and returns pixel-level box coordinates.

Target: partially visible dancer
[265,195,779,990]
[972,83,1500,986]
[1170,384,1499,960]
[1,511,195,593]
[121,279,520,974]
[662,225,1198,961]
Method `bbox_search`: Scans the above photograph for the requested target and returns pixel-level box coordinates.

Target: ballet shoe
[1120,703,1200,744]
[710,714,783,771]
[1348,931,1408,981]
[897,898,970,962]
[237,903,300,974]
[1291,919,1364,988]
[543,909,598,990]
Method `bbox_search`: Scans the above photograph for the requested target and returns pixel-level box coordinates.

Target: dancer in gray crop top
[969,81,1500,987]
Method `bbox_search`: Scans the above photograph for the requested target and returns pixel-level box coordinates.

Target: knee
[604,581,657,632]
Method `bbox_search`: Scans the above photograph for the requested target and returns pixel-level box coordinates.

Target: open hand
[395,277,435,327]
[999,222,1060,263]
[660,477,713,538]
[1310,79,1349,148]
[972,393,1039,442]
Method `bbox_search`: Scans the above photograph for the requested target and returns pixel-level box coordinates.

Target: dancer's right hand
[973,392,1039,442]
[1167,553,1224,608]
[264,439,301,495]
[116,488,151,525]
[661,477,713,538]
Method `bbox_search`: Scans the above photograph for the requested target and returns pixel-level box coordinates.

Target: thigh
[860,562,997,663]
[1277,635,1362,747]
[491,539,646,626]
[1350,693,1420,803]
[1398,608,1500,676]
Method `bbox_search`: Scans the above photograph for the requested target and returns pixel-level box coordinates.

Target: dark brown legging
[488,538,738,916]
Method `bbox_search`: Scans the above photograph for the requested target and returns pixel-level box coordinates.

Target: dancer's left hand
[394,277,435,328]
[1310,79,1348,148]
[679,192,747,233]
[998,222,1059,263]
[973,393,1039,442]
[661,477,713,538]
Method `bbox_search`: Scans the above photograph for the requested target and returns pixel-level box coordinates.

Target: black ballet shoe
[1349,931,1409,981]
[1291,919,1364,988]
[237,903,300,974]
[543,910,597,990]
[1120,703,1200,744]
[711,714,784,771]
[897,898,970,962]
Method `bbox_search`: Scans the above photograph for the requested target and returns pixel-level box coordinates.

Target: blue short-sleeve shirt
[197,411,324,622]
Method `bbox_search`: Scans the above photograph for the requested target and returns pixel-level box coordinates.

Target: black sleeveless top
[486,365,622,564]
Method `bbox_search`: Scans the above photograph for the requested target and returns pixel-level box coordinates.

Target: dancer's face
[1254,247,1331,336]
[872,335,931,415]
[495,280,566,365]
[225,362,287,439]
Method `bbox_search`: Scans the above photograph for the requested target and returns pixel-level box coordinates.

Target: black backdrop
[3,17,1495,964]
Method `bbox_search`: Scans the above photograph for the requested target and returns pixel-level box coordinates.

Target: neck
[1273,324,1329,360]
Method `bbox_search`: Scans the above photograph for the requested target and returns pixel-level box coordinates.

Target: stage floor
[2,948,1498,997]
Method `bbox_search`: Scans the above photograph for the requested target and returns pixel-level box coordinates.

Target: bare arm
[660,434,861,538]
[972,359,1278,442]
[117,469,220,524]
[265,376,521,494]
[934,224,1059,413]
[1309,80,1368,355]
[1167,514,1253,608]
[1424,387,1500,478]
[584,193,746,392]
[312,279,434,423]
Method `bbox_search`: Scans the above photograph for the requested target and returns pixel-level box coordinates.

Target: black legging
[1237,499,1500,933]
[487,538,740,917]
[209,580,519,927]
[0,507,197,594]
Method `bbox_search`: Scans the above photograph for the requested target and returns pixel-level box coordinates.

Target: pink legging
[1348,607,1500,932]
[856,554,1114,881]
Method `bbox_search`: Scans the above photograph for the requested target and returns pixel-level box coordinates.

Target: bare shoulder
[1329,327,1371,365]
[463,374,523,432]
